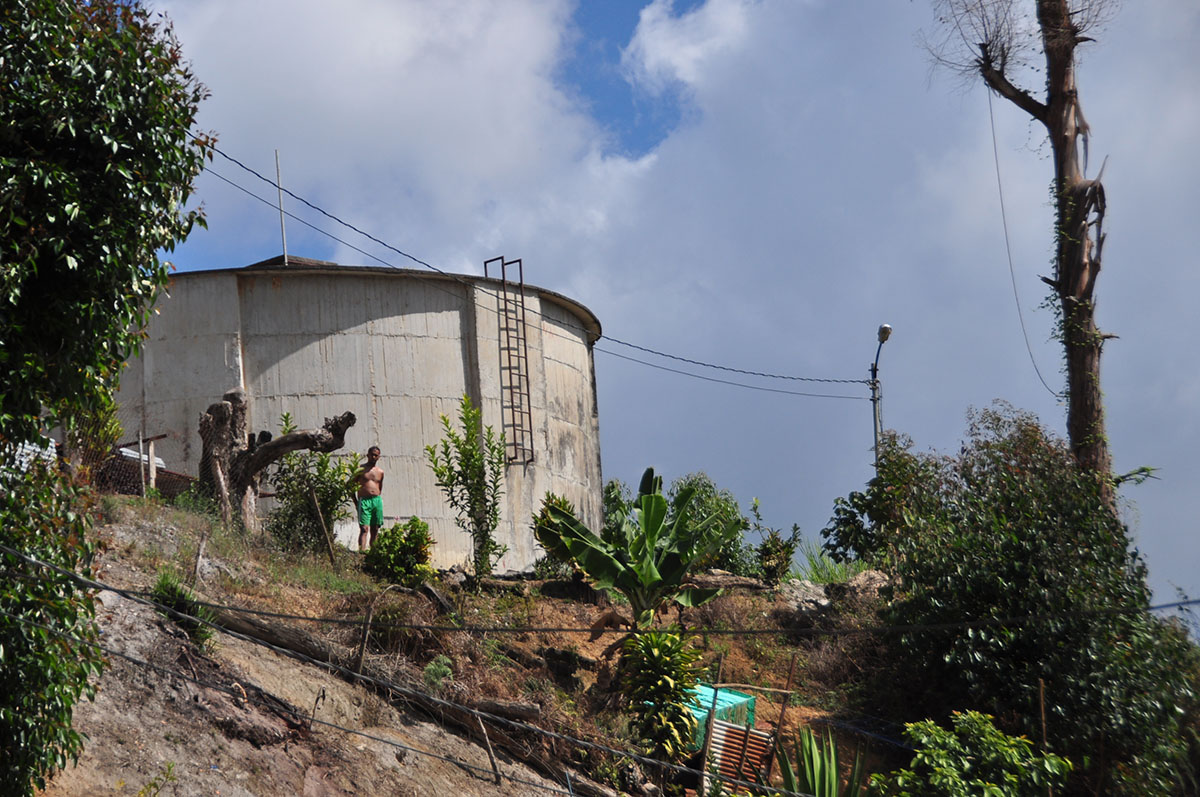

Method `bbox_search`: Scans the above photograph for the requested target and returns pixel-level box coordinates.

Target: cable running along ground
[2,544,816,797]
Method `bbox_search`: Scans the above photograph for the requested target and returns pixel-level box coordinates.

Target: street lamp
[871,324,892,474]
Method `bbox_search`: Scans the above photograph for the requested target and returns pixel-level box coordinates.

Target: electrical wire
[197,138,868,390]
[1,544,813,797]
[206,162,871,403]
[595,347,869,400]
[205,165,868,403]
[986,89,1061,399]
[0,605,576,797]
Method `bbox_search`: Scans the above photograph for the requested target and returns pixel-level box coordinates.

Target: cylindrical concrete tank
[116,255,603,572]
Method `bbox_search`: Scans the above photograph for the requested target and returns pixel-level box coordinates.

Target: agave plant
[533,467,741,628]
[774,727,866,797]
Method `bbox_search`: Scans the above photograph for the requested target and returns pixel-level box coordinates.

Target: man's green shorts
[357,495,383,526]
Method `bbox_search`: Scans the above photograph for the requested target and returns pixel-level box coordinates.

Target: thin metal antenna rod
[275,149,288,265]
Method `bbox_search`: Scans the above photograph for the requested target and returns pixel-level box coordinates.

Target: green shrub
[669,472,757,577]
[619,630,702,765]
[826,404,1198,794]
[0,458,105,796]
[266,413,358,552]
[870,710,1071,796]
[532,493,576,580]
[750,499,801,586]
[150,569,214,648]
[423,654,454,692]
[364,516,436,587]
[425,395,507,582]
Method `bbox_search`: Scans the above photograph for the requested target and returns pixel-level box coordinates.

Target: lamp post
[870,324,892,474]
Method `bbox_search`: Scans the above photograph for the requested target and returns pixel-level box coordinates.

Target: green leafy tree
[0,2,210,792]
[668,472,755,576]
[824,403,1198,794]
[425,395,506,581]
[1,0,212,444]
[870,711,1071,797]
[265,413,358,552]
[534,467,740,628]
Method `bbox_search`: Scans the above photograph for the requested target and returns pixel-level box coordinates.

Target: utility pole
[871,324,892,475]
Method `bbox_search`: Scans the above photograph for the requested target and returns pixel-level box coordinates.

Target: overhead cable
[197,138,868,391]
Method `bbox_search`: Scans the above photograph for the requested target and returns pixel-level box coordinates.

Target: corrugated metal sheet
[708,719,773,788]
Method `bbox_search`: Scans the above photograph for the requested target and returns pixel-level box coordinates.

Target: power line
[10,543,1194,643]
[0,544,811,797]
[207,165,865,402]
[986,89,1061,399]
[596,347,869,400]
[602,337,869,385]
[0,605,576,796]
[197,138,868,390]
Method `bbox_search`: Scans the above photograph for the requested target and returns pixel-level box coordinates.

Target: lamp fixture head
[877,324,892,344]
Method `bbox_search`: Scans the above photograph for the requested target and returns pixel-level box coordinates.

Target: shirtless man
[354,446,384,550]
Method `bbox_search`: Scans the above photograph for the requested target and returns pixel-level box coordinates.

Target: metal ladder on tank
[484,256,534,464]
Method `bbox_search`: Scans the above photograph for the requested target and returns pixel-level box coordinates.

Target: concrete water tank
[117,255,603,572]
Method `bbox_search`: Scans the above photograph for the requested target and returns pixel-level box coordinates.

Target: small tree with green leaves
[825,403,1198,794]
[870,711,1071,797]
[750,499,801,587]
[534,467,741,629]
[668,472,756,577]
[425,395,506,581]
[265,412,358,552]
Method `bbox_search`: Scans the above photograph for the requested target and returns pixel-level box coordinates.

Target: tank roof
[179,254,602,342]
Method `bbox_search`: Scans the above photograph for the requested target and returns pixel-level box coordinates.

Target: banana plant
[534,467,740,628]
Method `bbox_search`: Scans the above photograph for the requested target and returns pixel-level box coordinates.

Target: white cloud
[155,0,1200,602]
[621,0,753,96]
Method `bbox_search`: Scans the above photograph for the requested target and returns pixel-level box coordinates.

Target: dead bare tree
[926,0,1118,494]
[198,389,356,530]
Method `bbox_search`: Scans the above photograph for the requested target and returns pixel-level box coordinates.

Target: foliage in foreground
[266,413,358,552]
[535,468,741,628]
[772,726,866,797]
[426,395,507,581]
[824,403,1198,794]
[619,630,702,766]
[1,1,211,790]
[0,459,105,796]
[870,710,1071,797]
[0,0,212,445]
[364,516,436,587]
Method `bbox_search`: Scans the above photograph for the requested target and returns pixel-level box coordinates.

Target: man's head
[367,445,380,463]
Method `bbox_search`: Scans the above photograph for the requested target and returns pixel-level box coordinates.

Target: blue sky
[154,0,1200,606]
